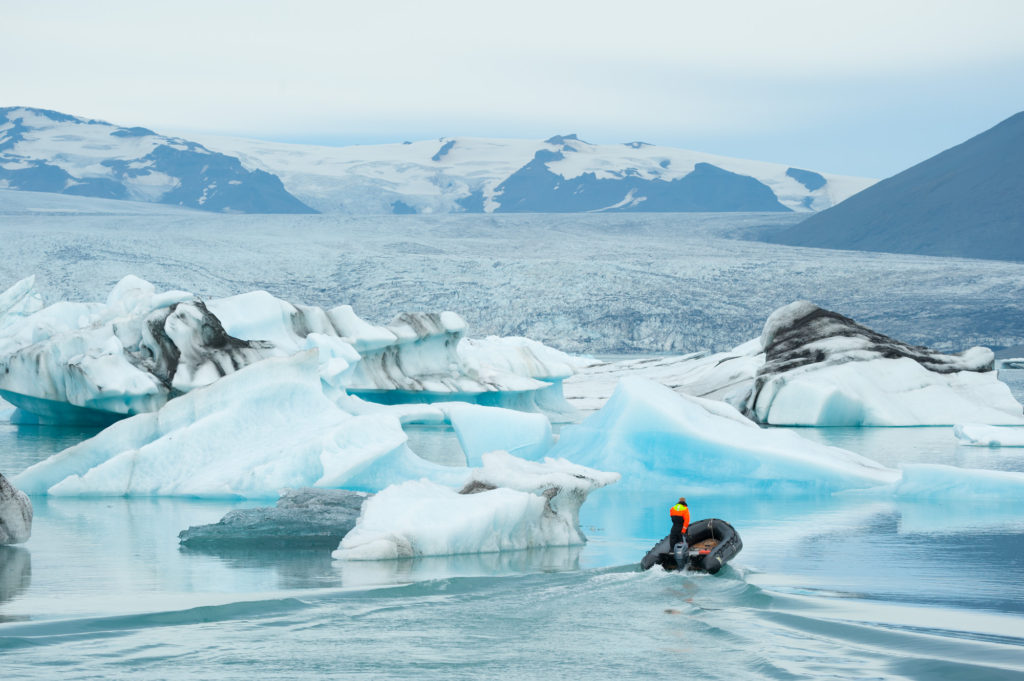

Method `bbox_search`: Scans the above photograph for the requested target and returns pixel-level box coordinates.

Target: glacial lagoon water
[2,375,1024,679]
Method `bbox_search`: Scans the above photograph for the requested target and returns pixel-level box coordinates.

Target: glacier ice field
[2,188,1024,355]
[2,191,1024,680]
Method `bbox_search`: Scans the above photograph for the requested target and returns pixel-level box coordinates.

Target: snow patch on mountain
[0,107,315,213]
[190,133,875,215]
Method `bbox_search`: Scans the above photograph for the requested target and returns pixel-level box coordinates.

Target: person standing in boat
[669,497,690,549]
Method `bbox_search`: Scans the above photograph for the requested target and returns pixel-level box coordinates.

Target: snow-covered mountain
[1,106,874,216]
[189,133,876,215]
[0,107,315,213]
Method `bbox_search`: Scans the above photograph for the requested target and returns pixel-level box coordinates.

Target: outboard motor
[673,539,688,570]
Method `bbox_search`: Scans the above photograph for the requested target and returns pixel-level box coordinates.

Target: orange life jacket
[670,503,689,530]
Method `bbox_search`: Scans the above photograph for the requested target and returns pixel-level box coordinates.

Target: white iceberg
[0,473,32,544]
[567,301,1023,427]
[13,351,465,498]
[551,377,899,493]
[953,423,1024,447]
[333,451,619,560]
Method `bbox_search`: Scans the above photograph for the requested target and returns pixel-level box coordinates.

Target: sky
[4,0,1023,178]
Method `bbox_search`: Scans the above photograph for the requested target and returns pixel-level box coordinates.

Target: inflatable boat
[640,518,742,574]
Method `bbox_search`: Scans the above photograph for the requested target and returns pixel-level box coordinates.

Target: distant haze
[4,0,1024,178]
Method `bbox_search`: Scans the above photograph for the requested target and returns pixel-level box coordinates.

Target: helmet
[678,497,687,504]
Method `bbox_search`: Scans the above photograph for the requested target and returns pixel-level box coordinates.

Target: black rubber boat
[640,518,742,574]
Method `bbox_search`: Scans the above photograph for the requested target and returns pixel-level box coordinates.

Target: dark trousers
[669,518,687,548]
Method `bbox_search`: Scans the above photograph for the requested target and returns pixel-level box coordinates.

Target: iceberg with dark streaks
[0,276,581,425]
[566,301,1023,426]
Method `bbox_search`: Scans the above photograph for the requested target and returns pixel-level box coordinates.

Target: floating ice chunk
[0,473,32,544]
[753,356,1023,426]
[953,424,1024,447]
[567,302,1022,426]
[750,302,1020,426]
[446,403,553,465]
[14,351,463,498]
[333,451,618,560]
[891,464,1024,499]
[458,336,589,382]
[178,488,368,548]
[0,276,582,424]
[550,377,899,493]
[0,276,245,422]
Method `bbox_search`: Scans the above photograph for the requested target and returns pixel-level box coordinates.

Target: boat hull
[640,518,742,574]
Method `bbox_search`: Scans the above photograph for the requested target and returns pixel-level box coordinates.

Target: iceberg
[551,377,899,493]
[0,275,269,424]
[746,301,1020,426]
[883,464,1024,500]
[0,276,580,425]
[13,351,465,498]
[0,473,32,544]
[567,301,1023,426]
[178,488,368,548]
[555,377,1024,501]
[953,423,1024,447]
[445,403,553,465]
[333,451,619,560]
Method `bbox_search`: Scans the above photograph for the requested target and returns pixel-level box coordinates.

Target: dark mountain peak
[766,111,1024,261]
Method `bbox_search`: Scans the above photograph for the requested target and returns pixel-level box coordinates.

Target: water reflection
[178,546,340,590]
[0,546,31,607]
[335,545,583,588]
[0,423,102,475]
[180,542,584,590]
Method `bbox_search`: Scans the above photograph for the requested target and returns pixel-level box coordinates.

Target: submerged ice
[178,488,368,548]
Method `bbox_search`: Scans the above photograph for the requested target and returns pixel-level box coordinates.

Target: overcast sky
[4,0,1023,177]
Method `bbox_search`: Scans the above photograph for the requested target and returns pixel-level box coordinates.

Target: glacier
[332,451,619,560]
[0,276,579,425]
[4,203,1022,357]
[566,301,1023,426]
[0,473,32,544]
